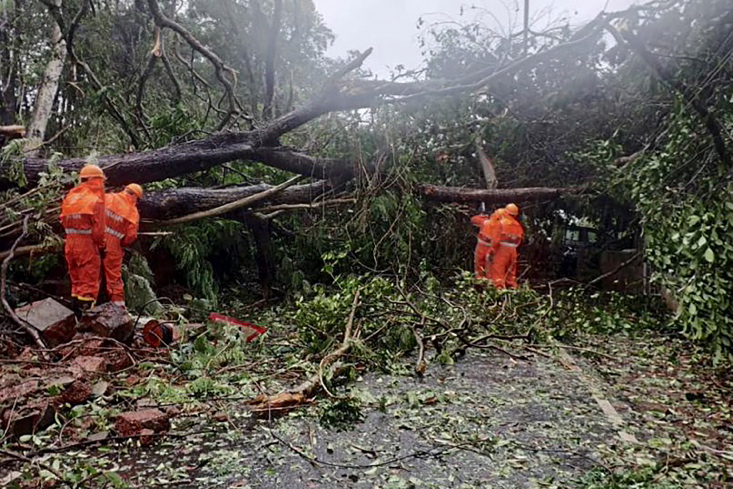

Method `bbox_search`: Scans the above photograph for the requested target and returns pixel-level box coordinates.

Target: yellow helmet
[125,183,143,199]
[505,203,519,216]
[79,164,106,181]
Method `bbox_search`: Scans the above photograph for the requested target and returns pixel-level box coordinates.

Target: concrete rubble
[14,298,75,347]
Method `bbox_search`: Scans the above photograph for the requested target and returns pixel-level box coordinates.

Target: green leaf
[704,247,715,263]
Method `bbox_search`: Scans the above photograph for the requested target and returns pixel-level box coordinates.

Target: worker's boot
[71,297,95,319]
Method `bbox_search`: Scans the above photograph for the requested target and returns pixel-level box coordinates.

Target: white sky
[313,0,641,77]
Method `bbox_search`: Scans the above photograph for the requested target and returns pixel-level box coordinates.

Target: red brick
[58,380,92,406]
[115,409,170,437]
[104,349,134,373]
[1,399,55,437]
[71,356,107,376]
[139,428,156,446]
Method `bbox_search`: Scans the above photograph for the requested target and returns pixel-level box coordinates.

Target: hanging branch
[262,0,283,120]
[1,216,48,351]
[475,133,498,189]
[39,0,142,148]
[146,0,245,129]
[605,23,731,169]
[135,26,163,127]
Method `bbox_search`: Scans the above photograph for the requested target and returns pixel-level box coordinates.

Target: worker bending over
[470,207,506,280]
[60,165,107,315]
[489,203,524,289]
[104,184,142,307]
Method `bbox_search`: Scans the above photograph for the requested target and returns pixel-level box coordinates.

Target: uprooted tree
[2,0,733,356]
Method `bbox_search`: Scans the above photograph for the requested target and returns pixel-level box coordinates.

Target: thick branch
[140,179,325,221]
[1,216,48,350]
[475,134,498,189]
[158,175,304,226]
[263,0,283,120]
[419,184,571,203]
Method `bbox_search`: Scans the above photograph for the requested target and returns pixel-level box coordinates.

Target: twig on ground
[1,216,48,353]
[0,448,67,483]
[266,428,471,469]
[319,290,360,399]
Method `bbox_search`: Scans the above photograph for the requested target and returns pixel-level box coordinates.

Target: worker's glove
[99,248,107,260]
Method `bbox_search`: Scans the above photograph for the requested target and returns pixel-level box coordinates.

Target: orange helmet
[505,203,519,216]
[125,183,143,199]
[80,164,106,181]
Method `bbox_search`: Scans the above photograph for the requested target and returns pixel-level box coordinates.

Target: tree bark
[26,4,66,156]
[239,212,276,298]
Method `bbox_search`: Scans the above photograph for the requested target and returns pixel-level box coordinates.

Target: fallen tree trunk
[418,184,570,203]
[139,180,331,221]
[3,143,352,190]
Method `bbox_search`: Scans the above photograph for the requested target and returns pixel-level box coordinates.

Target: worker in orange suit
[103,184,142,308]
[489,203,524,289]
[61,164,107,315]
[470,206,506,280]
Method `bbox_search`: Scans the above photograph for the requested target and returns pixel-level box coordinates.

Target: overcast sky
[312,0,640,77]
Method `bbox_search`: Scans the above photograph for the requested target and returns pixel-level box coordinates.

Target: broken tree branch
[606,23,731,168]
[1,216,48,351]
[157,175,305,226]
[475,134,498,190]
[147,0,243,128]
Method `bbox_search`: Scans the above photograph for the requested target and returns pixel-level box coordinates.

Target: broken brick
[80,303,134,343]
[1,400,55,437]
[14,298,76,348]
[139,428,156,446]
[71,356,107,377]
[105,349,134,373]
[115,409,170,437]
[58,380,93,406]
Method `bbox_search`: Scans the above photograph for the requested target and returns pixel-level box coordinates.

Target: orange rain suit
[61,180,106,302]
[489,213,524,289]
[470,209,506,279]
[103,192,140,306]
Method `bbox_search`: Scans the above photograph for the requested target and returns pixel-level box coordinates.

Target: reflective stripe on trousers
[66,228,92,235]
[500,241,519,248]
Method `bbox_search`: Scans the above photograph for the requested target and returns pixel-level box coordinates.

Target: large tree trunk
[139,181,330,221]
[4,140,352,189]
[25,5,66,156]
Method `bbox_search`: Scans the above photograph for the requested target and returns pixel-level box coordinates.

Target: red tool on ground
[209,313,267,342]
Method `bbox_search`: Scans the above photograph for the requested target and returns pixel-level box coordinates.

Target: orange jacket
[61,180,106,249]
[104,191,139,246]
[491,214,524,251]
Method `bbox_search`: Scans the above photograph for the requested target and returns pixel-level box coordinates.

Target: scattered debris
[115,409,170,438]
[80,302,134,343]
[14,298,76,348]
[209,313,267,342]
[142,319,178,347]
[71,355,107,376]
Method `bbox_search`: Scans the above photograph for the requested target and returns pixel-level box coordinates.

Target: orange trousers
[103,236,126,305]
[474,242,492,279]
[65,235,101,301]
[490,245,518,289]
